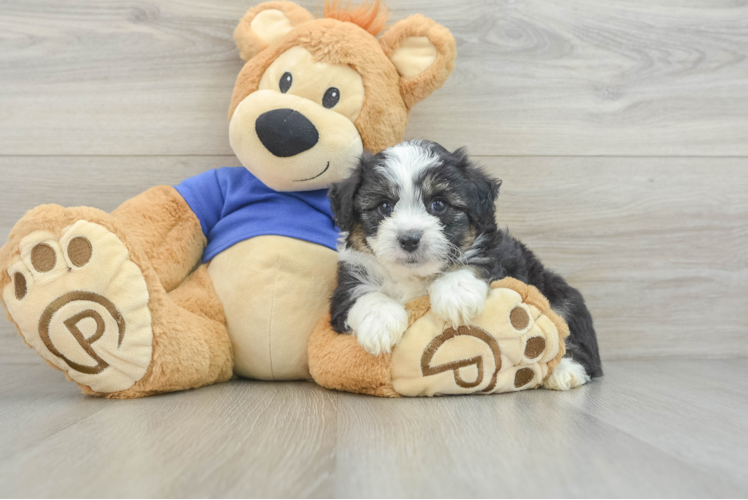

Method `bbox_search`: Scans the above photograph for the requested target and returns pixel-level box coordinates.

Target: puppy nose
[255,108,319,157]
[399,233,422,253]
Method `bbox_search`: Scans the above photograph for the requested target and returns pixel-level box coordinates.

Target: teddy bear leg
[109,264,233,399]
[0,188,230,398]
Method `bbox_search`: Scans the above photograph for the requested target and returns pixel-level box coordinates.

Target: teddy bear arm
[111,185,206,293]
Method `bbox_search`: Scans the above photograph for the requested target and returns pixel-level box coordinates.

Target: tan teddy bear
[0,1,456,398]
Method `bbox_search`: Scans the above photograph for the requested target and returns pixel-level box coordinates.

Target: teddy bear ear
[379,14,457,109]
[234,1,315,61]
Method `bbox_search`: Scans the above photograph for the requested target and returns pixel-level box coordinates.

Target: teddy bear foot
[309,277,573,397]
[2,215,153,394]
[1,200,234,399]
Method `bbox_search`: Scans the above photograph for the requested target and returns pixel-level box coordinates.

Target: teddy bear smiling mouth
[293,162,330,182]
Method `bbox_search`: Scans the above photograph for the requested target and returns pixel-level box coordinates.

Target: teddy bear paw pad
[3,220,153,393]
[389,281,565,397]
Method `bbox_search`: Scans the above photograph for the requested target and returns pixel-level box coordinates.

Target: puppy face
[330,140,501,276]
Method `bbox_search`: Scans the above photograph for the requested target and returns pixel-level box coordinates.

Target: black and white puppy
[328,140,602,390]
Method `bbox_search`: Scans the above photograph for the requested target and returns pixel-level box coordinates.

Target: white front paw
[543,358,591,391]
[347,293,409,356]
[429,269,489,327]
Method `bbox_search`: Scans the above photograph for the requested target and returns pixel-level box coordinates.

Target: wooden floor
[2,0,748,497]
[0,358,746,498]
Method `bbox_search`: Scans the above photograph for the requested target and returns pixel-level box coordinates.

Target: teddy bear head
[228,0,456,192]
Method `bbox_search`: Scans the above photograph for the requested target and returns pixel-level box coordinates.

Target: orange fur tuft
[322,0,389,36]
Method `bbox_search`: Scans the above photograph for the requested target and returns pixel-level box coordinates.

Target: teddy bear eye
[279,72,292,93]
[323,87,340,108]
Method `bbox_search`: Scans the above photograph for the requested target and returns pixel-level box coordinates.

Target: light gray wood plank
[482,155,748,360]
[1,0,747,156]
[333,379,743,498]
[0,325,37,364]
[1,155,747,363]
[0,360,746,497]
[0,156,238,228]
[561,358,748,491]
[0,367,338,498]
[409,0,748,156]
[0,0,245,156]
[0,361,111,460]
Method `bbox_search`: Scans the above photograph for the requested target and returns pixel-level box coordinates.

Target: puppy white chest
[339,248,435,304]
[381,273,432,304]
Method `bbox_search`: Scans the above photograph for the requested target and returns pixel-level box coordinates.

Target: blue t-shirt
[175,167,338,262]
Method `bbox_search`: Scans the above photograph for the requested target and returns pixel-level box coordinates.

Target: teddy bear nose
[255,108,319,157]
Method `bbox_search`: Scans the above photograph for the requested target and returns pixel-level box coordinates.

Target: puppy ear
[234,1,314,61]
[329,153,368,232]
[379,15,457,109]
[454,148,501,232]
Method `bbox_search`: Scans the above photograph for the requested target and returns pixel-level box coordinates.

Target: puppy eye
[323,87,340,108]
[279,72,292,93]
[429,199,447,215]
[378,201,393,217]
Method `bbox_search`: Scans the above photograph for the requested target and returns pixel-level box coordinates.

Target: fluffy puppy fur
[328,140,603,389]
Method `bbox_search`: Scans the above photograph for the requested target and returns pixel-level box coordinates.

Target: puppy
[328,140,602,390]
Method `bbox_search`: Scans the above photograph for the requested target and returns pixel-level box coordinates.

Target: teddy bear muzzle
[229,89,363,192]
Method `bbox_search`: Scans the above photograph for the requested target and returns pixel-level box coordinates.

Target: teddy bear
[0,0,457,398]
